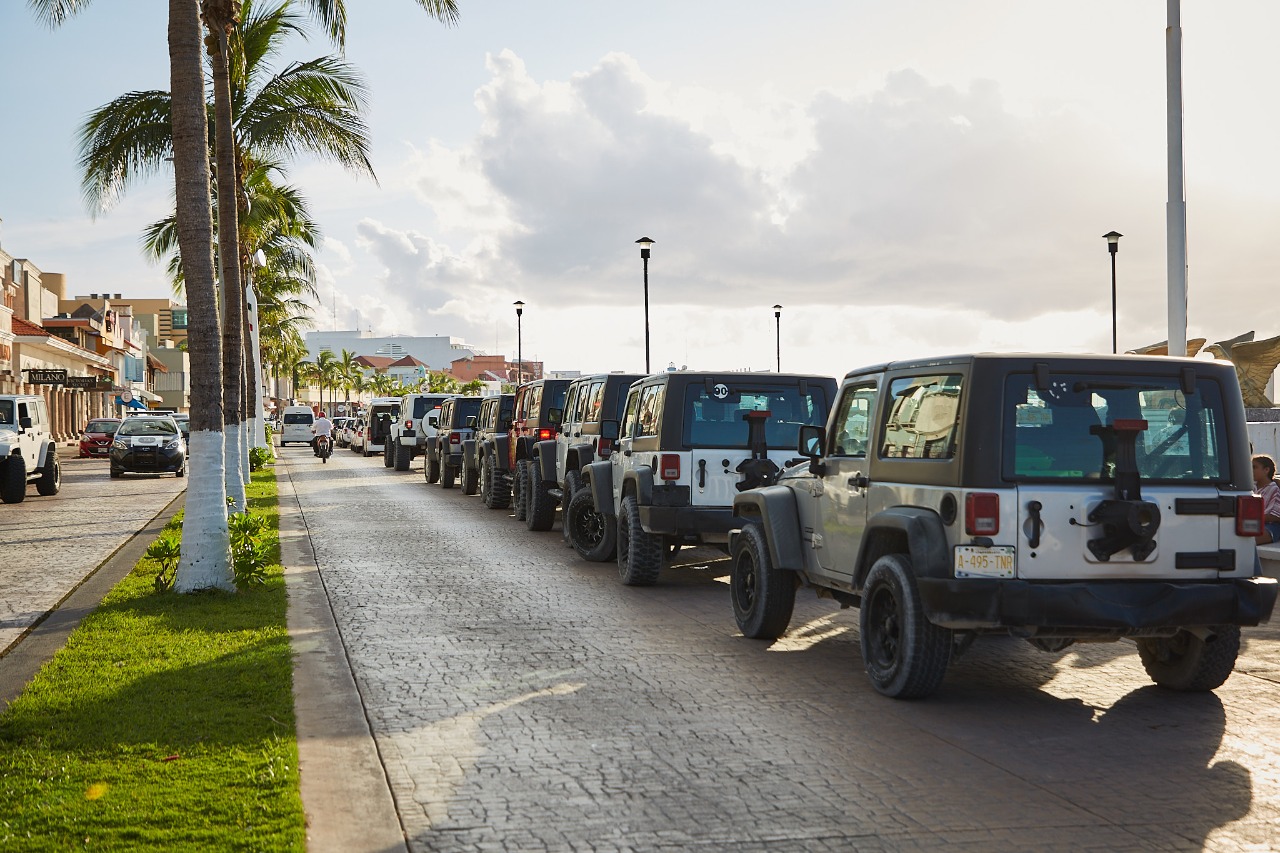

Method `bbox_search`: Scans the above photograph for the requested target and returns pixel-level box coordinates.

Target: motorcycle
[315,434,331,463]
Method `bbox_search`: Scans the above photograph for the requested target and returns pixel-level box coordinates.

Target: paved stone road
[283,443,1280,852]
[0,452,185,654]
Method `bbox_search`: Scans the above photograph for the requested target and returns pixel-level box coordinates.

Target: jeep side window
[562,385,581,428]
[637,384,663,437]
[18,402,29,424]
[879,374,962,459]
[621,388,642,439]
[0,400,12,424]
[831,383,877,457]
[585,381,605,424]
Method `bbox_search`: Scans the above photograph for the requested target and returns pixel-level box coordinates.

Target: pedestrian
[1252,454,1280,545]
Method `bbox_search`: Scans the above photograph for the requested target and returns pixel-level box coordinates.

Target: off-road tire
[36,451,61,497]
[109,468,122,479]
[526,459,556,531]
[383,441,394,467]
[513,459,529,521]
[483,454,511,509]
[426,448,441,484]
[617,495,662,586]
[731,523,796,639]
[567,486,616,562]
[441,459,456,489]
[859,554,951,699]
[394,441,411,471]
[1137,626,1241,691]
[1,456,26,504]
[561,470,584,546]
[461,460,478,495]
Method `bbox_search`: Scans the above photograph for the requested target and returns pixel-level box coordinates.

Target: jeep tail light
[405,419,413,430]
[660,454,681,481]
[1237,495,1264,537]
[597,437,613,458]
[449,431,461,445]
[965,492,1000,536]
[538,427,554,441]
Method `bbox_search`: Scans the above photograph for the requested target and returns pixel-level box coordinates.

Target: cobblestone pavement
[0,452,185,654]
[283,443,1280,853]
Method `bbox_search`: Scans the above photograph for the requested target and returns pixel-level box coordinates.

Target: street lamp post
[773,304,782,372]
[636,237,654,373]
[514,300,524,385]
[1103,231,1122,354]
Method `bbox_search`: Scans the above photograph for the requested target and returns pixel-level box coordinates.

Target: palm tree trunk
[208,17,247,512]
[171,0,233,592]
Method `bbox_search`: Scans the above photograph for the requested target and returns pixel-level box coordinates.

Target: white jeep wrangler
[0,394,62,504]
[729,354,1278,699]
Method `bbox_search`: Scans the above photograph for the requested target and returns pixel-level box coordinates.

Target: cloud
[322,49,1280,374]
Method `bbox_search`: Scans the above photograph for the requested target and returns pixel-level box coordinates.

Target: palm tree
[368,373,397,398]
[298,0,458,51]
[337,348,359,413]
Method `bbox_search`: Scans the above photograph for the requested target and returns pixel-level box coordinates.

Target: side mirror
[798,425,826,475]
[19,417,32,431]
[427,415,439,427]
[547,407,563,425]
[600,419,620,441]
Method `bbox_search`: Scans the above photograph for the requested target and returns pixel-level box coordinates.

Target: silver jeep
[730,354,1278,699]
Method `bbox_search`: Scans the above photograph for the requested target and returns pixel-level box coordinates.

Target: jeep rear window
[1004,373,1229,482]
[412,398,435,419]
[681,385,829,449]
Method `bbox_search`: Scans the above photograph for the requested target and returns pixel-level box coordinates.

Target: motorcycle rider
[311,411,334,457]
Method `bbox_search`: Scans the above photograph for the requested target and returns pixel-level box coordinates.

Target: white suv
[0,395,61,504]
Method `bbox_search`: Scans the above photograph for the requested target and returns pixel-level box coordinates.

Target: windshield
[0,400,13,426]
[681,384,830,449]
[1004,373,1230,483]
[119,418,178,436]
[86,420,120,435]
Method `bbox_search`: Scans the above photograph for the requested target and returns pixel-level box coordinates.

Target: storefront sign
[66,375,111,390]
[25,368,68,384]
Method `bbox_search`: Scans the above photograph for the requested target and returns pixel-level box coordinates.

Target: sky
[2,0,1278,381]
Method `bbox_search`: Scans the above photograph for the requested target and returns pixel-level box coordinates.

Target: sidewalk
[275,453,408,853]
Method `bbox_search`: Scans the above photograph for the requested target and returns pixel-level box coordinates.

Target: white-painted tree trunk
[176,430,235,592]
[224,426,246,512]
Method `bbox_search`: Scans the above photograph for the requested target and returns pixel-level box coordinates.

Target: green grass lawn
[0,468,305,852]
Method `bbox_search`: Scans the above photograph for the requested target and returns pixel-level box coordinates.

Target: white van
[279,405,316,447]
[360,397,401,458]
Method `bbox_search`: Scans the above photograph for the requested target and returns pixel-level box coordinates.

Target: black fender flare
[565,443,594,478]
[583,461,614,515]
[732,486,805,571]
[462,438,478,469]
[533,439,559,483]
[38,441,56,471]
[854,507,950,588]
[621,467,654,507]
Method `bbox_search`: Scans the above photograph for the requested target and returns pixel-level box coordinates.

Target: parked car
[362,398,401,459]
[555,371,645,555]
[330,417,351,448]
[424,396,483,487]
[388,393,450,471]
[110,414,186,478]
[79,418,122,459]
[0,395,61,503]
[509,379,571,527]
[729,353,1278,699]
[580,371,836,585]
[467,394,516,508]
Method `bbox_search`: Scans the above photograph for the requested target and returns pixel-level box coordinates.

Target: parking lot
[282,443,1280,852]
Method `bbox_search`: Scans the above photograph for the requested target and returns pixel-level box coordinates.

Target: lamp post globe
[636,237,655,373]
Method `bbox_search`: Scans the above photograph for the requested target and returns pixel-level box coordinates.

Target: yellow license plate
[954,546,1015,578]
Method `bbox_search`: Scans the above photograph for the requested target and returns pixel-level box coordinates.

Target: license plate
[954,545,1016,578]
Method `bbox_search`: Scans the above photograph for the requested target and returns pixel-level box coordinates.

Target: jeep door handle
[848,473,869,489]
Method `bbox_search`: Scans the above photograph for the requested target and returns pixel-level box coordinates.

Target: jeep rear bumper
[916,577,1278,632]
[639,506,736,543]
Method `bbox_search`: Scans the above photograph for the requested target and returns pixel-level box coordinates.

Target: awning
[116,396,147,410]
[138,389,164,402]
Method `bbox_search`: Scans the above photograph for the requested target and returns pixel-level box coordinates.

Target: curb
[276,456,409,853]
